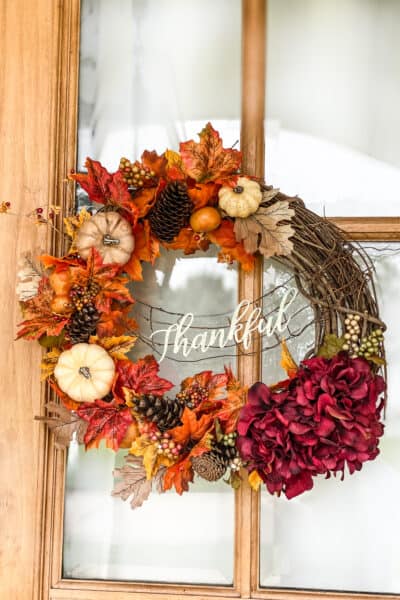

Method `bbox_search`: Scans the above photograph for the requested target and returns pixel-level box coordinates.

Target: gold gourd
[54,343,115,402]
[218,177,262,218]
[76,211,135,265]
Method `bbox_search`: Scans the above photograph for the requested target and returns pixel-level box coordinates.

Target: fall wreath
[15,123,386,505]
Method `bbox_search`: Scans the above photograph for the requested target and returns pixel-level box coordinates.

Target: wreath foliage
[16,123,386,505]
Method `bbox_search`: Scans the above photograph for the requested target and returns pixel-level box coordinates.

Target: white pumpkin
[76,211,135,265]
[218,177,262,218]
[54,343,115,403]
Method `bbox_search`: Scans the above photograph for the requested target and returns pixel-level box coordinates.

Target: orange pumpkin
[49,270,72,296]
[50,294,72,315]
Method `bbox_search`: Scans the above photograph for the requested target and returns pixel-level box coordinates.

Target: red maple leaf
[180,123,241,185]
[77,399,133,451]
[71,159,139,224]
[17,313,68,341]
[115,355,173,398]
[71,158,113,204]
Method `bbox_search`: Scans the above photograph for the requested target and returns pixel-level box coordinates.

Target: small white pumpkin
[76,211,135,265]
[218,177,262,218]
[54,343,115,403]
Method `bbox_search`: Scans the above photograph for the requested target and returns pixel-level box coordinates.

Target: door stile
[235,0,267,597]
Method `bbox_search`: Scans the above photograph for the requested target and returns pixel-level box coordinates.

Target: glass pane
[260,245,400,594]
[64,0,242,585]
[63,248,237,583]
[266,0,400,216]
[78,0,241,169]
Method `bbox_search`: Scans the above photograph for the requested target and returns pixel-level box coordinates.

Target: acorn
[190,207,221,233]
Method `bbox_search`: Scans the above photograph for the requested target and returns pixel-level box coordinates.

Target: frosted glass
[78,0,241,169]
[63,247,237,583]
[266,0,400,216]
[260,246,400,594]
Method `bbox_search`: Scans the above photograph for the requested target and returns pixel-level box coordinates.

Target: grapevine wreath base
[16,123,387,506]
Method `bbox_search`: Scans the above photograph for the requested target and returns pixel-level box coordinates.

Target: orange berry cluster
[176,383,209,409]
[119,158,155,187]
[70,282,100,311]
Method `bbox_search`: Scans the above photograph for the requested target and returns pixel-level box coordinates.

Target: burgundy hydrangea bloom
[237,353,385,499]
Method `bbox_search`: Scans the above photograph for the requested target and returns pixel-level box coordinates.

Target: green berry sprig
[221,432,237,447]
[358,328,384,359]
[342,314,362,357]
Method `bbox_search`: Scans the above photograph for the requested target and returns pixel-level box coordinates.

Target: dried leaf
[112,455,166,510]
[180,122,241,185]
[16,250,45,301]
[64,208,91,243]
[17,313,69,341]
[317,334,345,359]
[234,200,295,259]
[90,335,137,360]
[41,348,62,380]
[35,401,88,449]
[280,339,298,378]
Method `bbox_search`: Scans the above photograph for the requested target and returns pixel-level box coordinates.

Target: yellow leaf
[41,348,62,380]
[90,335,137,361]
[130,435,175,479]
[64,208,92,245]
[165,149,182,169]
[248,470,263,492]
[280,339,298,378]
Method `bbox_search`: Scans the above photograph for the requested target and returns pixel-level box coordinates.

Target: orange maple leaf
[180,123,241,185]
[141,150,168,178]
[169,408,214,446]
[124,220,160,281]
[216,367,248,433]
[208,219,255,272]
[130,187,157,218]
[96,307,138,338]
[187,182,220,209]
[163,456,194,495]
[163,227,210,255]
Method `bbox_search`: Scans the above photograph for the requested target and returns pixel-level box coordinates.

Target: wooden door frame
[1,1,399,599]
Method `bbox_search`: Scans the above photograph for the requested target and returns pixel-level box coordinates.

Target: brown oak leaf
[35,401,88,449]
[180,122,241,185]
[233,200,295,258]
[112,455,166,509]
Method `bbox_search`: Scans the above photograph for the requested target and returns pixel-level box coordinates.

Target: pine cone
[191,440,239,482]
[149,181,193,242]
[192,447,228,482]
[67,304,99,344]
[134,394,185,431]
